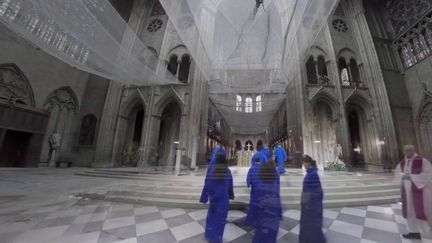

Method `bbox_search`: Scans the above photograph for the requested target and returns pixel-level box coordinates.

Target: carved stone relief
[386,0,432,35]
[0,64,34,106]
[44,87,78,113]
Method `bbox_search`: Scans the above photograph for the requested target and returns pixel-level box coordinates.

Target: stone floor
[0,168,431,243]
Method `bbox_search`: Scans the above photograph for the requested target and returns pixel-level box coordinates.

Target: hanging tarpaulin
[0,0,180,85]
[158,0,338,133]
[159,0,339,87]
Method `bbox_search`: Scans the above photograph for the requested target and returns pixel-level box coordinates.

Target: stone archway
[41,87,79,165]
[312,101,337,166]
[345,102,378,168]
[156,101,182,168]
[122,105,145,167]
[245,140,254,151]
[417,96,432,159]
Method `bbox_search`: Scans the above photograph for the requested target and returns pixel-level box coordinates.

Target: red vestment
[400,156,427,220]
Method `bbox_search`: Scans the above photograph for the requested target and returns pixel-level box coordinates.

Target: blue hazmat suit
[200,166,234,243]
[274,146,287,174]
[209,146,226,165]
[246,167,282,243]
[261,147,273,161]
[299,167,326,243]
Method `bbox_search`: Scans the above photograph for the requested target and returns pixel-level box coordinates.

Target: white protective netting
[160,0,339,134]
[0,0,338,134]
[0,0,179,85]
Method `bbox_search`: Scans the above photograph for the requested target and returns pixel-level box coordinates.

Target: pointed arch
[0,63,35,106]
[119,93,146,118]
[310,91,340,120]
[43,86,79,113]
[337,48,357,61]
[154,92,185,117]
[345,93,374,120]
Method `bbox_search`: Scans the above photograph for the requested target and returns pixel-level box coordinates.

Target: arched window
[317,55,328,78]
[306,56,317,84]
[339,58,350,86]
[256,95,262,112]
[350,58,360,84]
[0,0,21,21]
[167,55,178,76]
[77,114,97,146]
[178,55,191,83]
[425,28,432,48]
[401,45,415,68]
[413,36,428,61]
[245,97,253,113]
[236,95,242,112]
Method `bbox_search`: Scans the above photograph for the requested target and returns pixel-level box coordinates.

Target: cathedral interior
[0,0,432,242]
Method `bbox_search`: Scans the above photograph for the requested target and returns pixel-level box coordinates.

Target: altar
[236,150,254,167]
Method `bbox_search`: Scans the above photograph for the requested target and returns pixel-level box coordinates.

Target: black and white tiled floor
[0,199,431,243]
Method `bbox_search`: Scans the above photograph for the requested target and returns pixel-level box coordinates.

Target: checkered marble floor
[0,199,431,243]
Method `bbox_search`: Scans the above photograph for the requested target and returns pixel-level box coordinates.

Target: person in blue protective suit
[246,160,282,243]
[244,155,265,227]
[261,146,273,161]
[209,144,226,165]
[200,154,234,243]
[299,155,326,243]
[274,144,287,174]
[252,143,268,165]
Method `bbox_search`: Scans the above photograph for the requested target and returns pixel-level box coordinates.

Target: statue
[333,143,343,160]
[48,132,61,166]
[256,0,264,9]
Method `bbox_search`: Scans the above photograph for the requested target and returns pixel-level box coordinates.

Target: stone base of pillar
[91,160,115,168]
[48,150,57,167]
[365,163,385,172]
[175,149,182,175]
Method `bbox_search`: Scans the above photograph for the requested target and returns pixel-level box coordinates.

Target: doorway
[0,130,32,167]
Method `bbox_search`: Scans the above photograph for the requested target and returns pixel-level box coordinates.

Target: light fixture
[354,147,361,152]
[314,140,321,144]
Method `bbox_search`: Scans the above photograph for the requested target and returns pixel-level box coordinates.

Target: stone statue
[334,143,342,160]
[48,132,61,166]
[256,0,264,9]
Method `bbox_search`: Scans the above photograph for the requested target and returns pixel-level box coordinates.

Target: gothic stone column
[323,23,351,162]
[93,81,123,167]
[343,0,399,164]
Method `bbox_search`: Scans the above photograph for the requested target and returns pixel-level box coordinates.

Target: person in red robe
[396,145,432,240]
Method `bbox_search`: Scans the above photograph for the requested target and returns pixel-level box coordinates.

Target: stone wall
[0,22,91,165]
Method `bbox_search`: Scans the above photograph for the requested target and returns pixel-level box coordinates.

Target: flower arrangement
[325,159,347,171]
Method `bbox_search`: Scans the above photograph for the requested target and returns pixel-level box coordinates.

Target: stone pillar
[138,87,156,167]
[190,137,198,169]
[175,112,188,175]
[176,59,181,79]
[314,61,320,81]
[93,81,123,167]
[343,0,399,163]
[323,23,352,163]
[93,0,148,167]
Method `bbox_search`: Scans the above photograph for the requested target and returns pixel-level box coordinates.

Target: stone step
[103,188,399,201]
[76,172,398,189]
[93,168,394,179]
[75,168,400,209]
[84,183,399,194]
[77,192,400,210]
[78,171,396,183]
